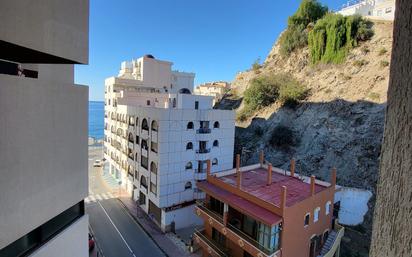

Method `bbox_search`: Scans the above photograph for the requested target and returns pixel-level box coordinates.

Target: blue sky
[76,0,348,101]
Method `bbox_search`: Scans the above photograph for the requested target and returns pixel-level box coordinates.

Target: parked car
[88,233,95,251]
[93,160,103,167]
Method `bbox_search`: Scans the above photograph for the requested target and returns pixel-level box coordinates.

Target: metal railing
[196,148,210,154]
[194,229,228,257]
[197,201,278,256]
[197,128,211,134]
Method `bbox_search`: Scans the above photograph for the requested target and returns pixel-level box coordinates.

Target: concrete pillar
[310,175,316,196]
[267,164,272,185]
[290,158,295,177]
[223,203,228,226]
[281,186,287,211]
[206,159,211,180]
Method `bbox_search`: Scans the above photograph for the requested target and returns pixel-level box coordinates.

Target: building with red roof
[193,152,344,257]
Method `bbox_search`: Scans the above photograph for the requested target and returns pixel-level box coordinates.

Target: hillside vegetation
[216,1,393,256]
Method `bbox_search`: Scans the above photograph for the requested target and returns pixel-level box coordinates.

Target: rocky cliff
[217,20,393,257]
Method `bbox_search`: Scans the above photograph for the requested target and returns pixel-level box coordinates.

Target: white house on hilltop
[337,0,395,20]
[103,55,235,232]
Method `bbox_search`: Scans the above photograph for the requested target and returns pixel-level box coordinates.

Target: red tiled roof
[218,168,328,207]
[198,181,282,226]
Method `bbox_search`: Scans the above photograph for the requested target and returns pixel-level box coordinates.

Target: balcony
[193,229,229,257]
[196,148,210,154]
[197,128,211,134]
[195,202,280,257]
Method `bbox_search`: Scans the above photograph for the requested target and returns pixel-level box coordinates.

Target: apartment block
[194,154,344,257]
[338,0,395,20]
[194,81,231,105]
[103,55,235,231]
[0,1,89,257]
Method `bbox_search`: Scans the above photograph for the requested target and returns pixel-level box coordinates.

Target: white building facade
[0,1,89,257]
[104,55,235,231]
[337,0,395,20]
[194,81,230,105]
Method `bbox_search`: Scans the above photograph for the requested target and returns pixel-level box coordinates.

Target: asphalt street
[87,198,165,257]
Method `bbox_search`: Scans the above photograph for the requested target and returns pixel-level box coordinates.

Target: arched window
[129,115,135,126]
[185,162,193,170]
[151,120,158,131]
[142,118,149,131]
[214,121,220,128]
[213,140,219,147]
[135,117,139,127]
[141,139,148,150]
[135,152,138,161]
[186,142,193,150]
[128,132,134,142]
[140,176,147,189]
[184,182,192,190]
[314,207,320,223]
[150,162,157,174]
[212,158,218,165]
[187,122,194,130]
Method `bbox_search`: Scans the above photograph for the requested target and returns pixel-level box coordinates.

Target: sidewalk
[117,197,199,257]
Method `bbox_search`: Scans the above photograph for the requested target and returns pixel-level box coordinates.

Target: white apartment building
[103,55,235,231]
[0,1,89,257]
[194,81,230,105]
[337,0,395,20]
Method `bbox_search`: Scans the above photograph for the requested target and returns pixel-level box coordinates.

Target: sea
[89,101,104,140]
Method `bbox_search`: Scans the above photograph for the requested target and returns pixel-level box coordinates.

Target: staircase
[318,231,338,257]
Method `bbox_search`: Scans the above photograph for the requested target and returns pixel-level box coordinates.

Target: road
[87,146,165,257]
[87,199,165,257]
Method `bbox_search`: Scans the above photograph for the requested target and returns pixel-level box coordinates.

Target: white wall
[335,187,373,225]
[0,65,88,249]
[162,204,203,230]
[29,215,89,257]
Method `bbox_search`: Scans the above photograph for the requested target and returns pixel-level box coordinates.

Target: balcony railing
[194,229,229,257]
[196,201,279,257]
[196,148,210,154]
[197,128,211,134]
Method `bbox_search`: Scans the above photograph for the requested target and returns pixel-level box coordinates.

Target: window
[325,201,331,215]
[213,121,220,128]
[213,140,219,147]
[314,207,320,223]
[210,197,224,216]
[151,120,158,131]
[146,100,151,106]
[187,121,194,130]
[186,142,193,150]
[185,162,193,170]
[128,132,134,142]
[304,213,310,226]
[184,181,192,190]
[212,158,218,165]
[135,135,139,145]
[150,162,157,174]
[212,228,226,246]
[150,182,157,195]
[142,119,149,131]
[195,101,199,109]
[140,176,148,189]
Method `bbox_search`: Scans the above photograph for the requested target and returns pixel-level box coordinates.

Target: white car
[93,160,103,167]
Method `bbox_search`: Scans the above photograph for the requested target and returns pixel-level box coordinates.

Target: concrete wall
[0,65,88,249]
[29,215,89,257]
[0,0,89,63]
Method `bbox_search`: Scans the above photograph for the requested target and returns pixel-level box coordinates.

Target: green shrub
[280,0,328,56]
[378,48,387,56]
[278,78,308,106]
[308,14,374,64]
[269,125,295,147]
[252,58,261,71]
[238,73,307,120]
[353,59,368,67]
[380,60,389,68]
